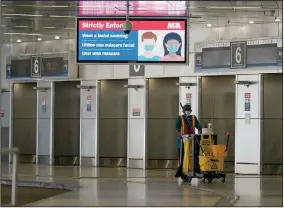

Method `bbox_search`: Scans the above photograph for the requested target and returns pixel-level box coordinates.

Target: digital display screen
[10,59,31,78]
[77,1,187,16]
[77,18,187,64]
[42,57,65,76]
[202,47,230,68]
[247,44,277,65]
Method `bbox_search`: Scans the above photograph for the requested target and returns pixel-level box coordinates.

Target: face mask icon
[167,45,179,53]
[144,45,154,51]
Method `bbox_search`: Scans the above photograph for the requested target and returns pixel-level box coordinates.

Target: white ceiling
[1,0,282,43]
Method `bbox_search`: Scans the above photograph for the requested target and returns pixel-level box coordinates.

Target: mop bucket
[211,145,227,157]
[199,156,225,172]
[199,144,228,172]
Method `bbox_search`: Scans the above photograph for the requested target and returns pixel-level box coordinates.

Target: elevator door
[200,76,235,172]
[13,83,37,163]
[147,78,179,169]
[99,80,128,167]
[54,81,80,165]
[262,73,283,174]
[1,91,10,164]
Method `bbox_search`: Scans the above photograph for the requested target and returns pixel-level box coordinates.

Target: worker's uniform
[175,114,201,178]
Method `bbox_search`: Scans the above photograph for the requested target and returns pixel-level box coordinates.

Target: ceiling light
[37,37,42,41]
[43,26,56,29]
[17,39,21,43]
[15,25,29,28]
[55,36,60,40]
[275,18,281,22]
[208,6,261,9]
[207,24,212,27]
[249,20,254,24]
[49,15,74,18]
[2,13,43,17]
[17,5,69,8]
[5,32,42,36]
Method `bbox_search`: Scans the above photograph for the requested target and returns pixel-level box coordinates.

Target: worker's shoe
[181,174,189,182]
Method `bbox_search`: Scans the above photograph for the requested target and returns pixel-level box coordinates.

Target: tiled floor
[1,164,283,206]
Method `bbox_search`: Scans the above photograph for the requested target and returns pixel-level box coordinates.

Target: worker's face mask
[185,111,191,116]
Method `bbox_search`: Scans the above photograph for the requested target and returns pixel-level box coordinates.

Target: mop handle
[225,132,230,152]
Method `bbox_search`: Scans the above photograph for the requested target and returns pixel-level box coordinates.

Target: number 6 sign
[230,41,247,69]
[31,56,42,78]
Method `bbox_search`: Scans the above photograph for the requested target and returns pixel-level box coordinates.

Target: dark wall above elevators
[200,76,235,173]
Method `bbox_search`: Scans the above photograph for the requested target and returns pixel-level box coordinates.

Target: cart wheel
[208,178,213,183]
[181,175,191,183]
[222,177,226,183]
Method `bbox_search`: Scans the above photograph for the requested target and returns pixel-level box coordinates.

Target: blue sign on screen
[78,30,138,61]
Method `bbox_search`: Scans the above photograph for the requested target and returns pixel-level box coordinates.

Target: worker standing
[175,104,202,182]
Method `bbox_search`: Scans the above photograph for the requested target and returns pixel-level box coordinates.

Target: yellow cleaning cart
[198,132,230,183]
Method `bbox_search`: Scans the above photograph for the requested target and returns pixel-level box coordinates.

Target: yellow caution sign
[211,163,218,170]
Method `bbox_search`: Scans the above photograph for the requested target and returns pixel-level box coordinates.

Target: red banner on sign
[244,93,251,99]
[186,93,192,99]
[132,108,141,113]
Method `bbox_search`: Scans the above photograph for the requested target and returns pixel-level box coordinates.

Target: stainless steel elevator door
[147,78,179,169]
[13,83,37,163]
[99,80,128,167]
[200,76,235,172]
[54,81,80,165]
[262,73,283,174]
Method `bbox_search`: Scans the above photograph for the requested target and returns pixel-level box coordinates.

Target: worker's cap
[184,104,192,111]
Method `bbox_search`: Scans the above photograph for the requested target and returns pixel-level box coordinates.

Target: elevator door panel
[262,74,283,168]
[99,80,128,159]
[54,82,80,156]
[13,83,37,155]
[200,76,235,163]
[148,78,179,160]
[99,119,127,157]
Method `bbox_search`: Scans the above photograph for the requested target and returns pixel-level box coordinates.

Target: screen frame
[246,44,278,66]
[201,47,231,69]
[76,17,188,65]
[10,59,31,78]
[41,57,65,77]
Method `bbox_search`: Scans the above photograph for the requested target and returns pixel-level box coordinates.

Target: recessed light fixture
[49,15,74,18]
[207,24,212,27]
[43,26,56,29]
[275,18,281,22]
[249,20,254,24]
[15,25,29,28]
[5,32,41,36]
[55,36,60,40]
[17,39,21,43]
[2,13,43,17]
[37,37,42,41]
